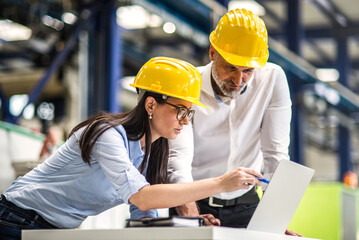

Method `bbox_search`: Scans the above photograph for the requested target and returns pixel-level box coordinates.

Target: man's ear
[209,45,216,61]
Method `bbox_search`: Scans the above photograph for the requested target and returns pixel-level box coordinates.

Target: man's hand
[285,229,303,237]
[175,202,220,226]
[200,214,220,226]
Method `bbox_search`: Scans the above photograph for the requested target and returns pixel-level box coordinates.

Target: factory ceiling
[0,0,358,103]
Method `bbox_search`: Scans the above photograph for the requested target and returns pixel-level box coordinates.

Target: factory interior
[1,0,359,239]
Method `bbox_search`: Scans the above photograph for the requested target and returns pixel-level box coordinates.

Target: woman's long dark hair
[68,91,169,184]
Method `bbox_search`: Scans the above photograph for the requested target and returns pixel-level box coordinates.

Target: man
[168,8,298,235]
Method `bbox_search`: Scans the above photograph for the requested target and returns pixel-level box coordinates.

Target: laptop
[246,160,315,234]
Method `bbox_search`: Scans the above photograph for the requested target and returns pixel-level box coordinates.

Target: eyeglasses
[163,101,195,121]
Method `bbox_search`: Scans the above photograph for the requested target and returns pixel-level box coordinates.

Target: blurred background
[0,0,359,239]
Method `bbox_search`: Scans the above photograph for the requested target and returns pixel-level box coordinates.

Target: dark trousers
[196,199,258,228]
[170,188,259,228]
[0,195,58,240]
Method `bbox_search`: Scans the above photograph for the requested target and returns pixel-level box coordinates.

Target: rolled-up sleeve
[92,127,149,204]
[130,204,158,219]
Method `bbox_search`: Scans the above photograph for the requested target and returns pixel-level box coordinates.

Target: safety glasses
[163,102,195,121]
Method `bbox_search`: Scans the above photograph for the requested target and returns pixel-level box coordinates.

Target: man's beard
[212,65,246,98]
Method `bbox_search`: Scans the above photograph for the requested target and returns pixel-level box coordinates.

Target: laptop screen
[246,160,315,234]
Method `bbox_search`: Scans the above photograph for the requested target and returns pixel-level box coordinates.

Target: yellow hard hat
[131,57,210,109]
[210,8,269,68]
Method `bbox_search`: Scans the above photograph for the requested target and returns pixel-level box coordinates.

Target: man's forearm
[175,202,199,216]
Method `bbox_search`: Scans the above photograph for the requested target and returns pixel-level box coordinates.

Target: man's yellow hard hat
[131,57,210,109]
[210,8,269,68]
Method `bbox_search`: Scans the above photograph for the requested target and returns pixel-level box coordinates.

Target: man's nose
[232,71,244,86]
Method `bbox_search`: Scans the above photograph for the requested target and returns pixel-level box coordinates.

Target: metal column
[87,0,121,116]
[286,0,305,164]
[0,84,14,123]
[337,36,352,180]
[108,0,122,113]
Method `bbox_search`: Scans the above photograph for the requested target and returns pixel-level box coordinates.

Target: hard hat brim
[130,84,211,110]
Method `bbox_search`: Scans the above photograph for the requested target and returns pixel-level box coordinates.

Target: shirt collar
[200,62,215,97]
[113,125,145,169]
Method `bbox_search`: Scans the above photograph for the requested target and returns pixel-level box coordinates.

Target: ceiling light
[314,83,340,106]
[163,22,176,34]
[0,19,32,41]
[117,5,151,29]
[324,88,340,106]
[315,68,339,82]
[9,94,34,119]
[228,0,265,16]
[37,102,55,121]
[149,14,163,28]
[23,104,35,120]
[117,5,162,29]
[42,15,64,31]
[62,12,77,25]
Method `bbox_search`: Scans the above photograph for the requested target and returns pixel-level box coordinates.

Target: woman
[0,57,263,239]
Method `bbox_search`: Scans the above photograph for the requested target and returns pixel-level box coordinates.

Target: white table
[22,227,321,240]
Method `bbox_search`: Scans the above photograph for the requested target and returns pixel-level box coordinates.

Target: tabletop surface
[22,226,321,240]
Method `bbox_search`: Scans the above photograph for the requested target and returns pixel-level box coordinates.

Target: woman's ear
[145,96,157,115]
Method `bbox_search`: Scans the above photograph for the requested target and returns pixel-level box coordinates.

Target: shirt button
[127,168,130,171]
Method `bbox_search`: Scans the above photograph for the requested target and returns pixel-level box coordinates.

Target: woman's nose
[180,115,189,125]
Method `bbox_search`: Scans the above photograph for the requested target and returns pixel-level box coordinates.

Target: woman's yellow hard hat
[131,57,210,109]
[210,8,269,68]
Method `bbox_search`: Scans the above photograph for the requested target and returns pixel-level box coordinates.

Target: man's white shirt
[168,61,292,200]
